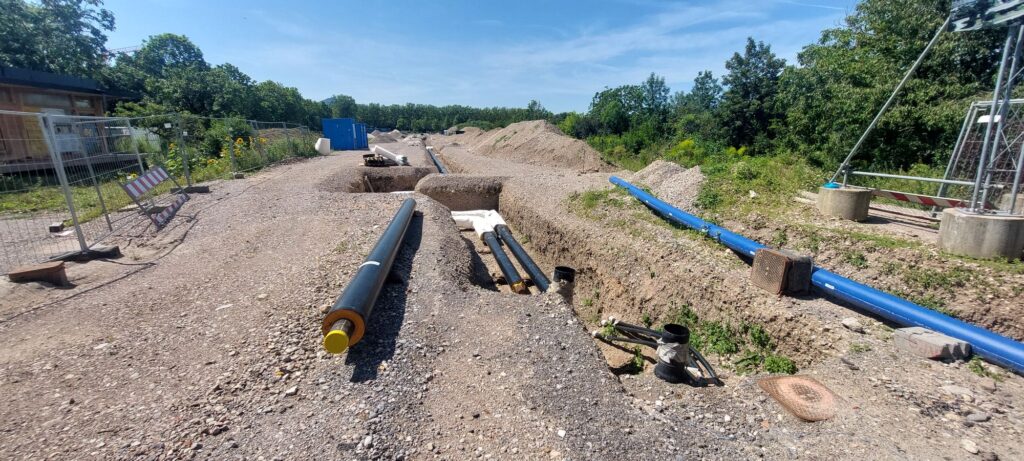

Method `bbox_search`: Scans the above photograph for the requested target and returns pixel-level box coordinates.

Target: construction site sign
[950,0,1024,31]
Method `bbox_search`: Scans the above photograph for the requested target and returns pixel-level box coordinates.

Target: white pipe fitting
[371,145,409,166]
[450,210,507,238]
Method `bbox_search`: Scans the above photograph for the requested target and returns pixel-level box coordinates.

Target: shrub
[201,118,253,157]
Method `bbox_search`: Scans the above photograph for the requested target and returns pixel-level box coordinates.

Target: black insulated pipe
[494,224,550,292]
[426,147,448,174]
[482,231,528,294]
[321,198,417,354]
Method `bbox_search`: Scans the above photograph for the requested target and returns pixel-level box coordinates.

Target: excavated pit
[335,166,436,193]
[428,141,846,369]
[389,148,849,368]
[413,174,556,294]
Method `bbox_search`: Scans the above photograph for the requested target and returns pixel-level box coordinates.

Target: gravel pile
[629,160,705,212]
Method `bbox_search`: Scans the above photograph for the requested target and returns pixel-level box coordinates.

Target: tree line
[0,0,1005,172]
[558,0,1003,172]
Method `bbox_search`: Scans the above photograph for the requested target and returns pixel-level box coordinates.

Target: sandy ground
[1,134,1022,460]
[429,134,1024,460]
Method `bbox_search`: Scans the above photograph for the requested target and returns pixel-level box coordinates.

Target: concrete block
[894,326,971,361]
[997,193,1024,213]
[817,186,873,221]
[750,248,813,294]
[938,208,1024,259]
[8,261,69,286]
[778,249,812,294]
[88,244,121,259]
[315,138,331,155]
[171,186,210,194]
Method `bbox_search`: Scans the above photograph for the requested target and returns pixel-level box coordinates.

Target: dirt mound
[389,129,403,139]
[458,126,483,136]
[630,160,704,211]
[370,132,398,143]
[457,120,613,172]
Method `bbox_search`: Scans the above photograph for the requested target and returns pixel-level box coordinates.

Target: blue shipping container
[322,118,356,150]
[356,123,368,148]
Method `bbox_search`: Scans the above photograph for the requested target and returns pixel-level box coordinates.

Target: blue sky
[103,0,859,112]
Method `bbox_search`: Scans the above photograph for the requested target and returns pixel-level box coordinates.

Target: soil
[1,130,1021,460]
[441,120,615,173]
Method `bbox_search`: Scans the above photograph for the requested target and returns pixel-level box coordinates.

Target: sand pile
[455,120,613,172]
[389,129,404,139]
[629,160,704,211]
[371,132,398,143]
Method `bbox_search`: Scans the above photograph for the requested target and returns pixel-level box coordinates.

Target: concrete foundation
[8,261,69,286]
[894,326,971,361]
[997,193,1024,214]
[816,186,872,222]
[938,208,1024,259]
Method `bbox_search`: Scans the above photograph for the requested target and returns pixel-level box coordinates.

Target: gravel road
[2,144,1022,460]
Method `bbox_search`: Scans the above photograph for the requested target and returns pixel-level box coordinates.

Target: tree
[526,99,551,120]
[133,33,207,78]
[718,37,786,152]
[675,70,722,113]
[777,0,1002,169]
[640,72,670,125]
[590,87,633,134]
[672,70,723,141]
[208,63,255,117]
[328,94,357,118]
[0,0,114,78]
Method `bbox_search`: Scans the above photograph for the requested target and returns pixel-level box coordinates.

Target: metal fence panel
[1,109,322,274]
[0,111,87,273]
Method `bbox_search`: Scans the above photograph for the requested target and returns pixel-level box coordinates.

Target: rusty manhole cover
[758,375,838,422]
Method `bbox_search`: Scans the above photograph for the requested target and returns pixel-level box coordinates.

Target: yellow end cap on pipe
[323,329,350,354]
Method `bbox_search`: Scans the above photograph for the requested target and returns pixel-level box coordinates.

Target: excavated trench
[327,160,843,368]
[427,147,847,369]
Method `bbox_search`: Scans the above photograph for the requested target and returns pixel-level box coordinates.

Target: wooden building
[0,67,127,172]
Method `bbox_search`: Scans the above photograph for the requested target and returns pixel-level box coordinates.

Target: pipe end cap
[323,330,350,354]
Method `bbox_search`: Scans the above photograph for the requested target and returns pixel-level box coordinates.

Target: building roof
[0,66,128,97]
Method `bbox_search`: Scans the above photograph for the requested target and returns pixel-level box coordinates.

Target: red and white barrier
[154,193,189,226]
[123,167,171,199]
[120,166,189,228]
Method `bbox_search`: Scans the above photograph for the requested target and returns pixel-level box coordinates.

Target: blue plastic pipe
[609,176,1024,374]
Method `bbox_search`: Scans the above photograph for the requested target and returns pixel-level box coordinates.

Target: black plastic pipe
[494,224,550,292]
[482,231,528,294]
[426,147,448,174]
[322,198,417,354]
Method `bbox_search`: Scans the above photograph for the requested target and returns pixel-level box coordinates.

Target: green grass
[630,346,647,371]
[968,357,1004,381]
[0,177,173,226]
[763,355,798,374]
[843,250,868,268]
[1,183,90,214]
[690,151,823,217]
[570,187,628,214]
[848,343,872,353]
[665,304,797,374]
[902,265,974,291]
